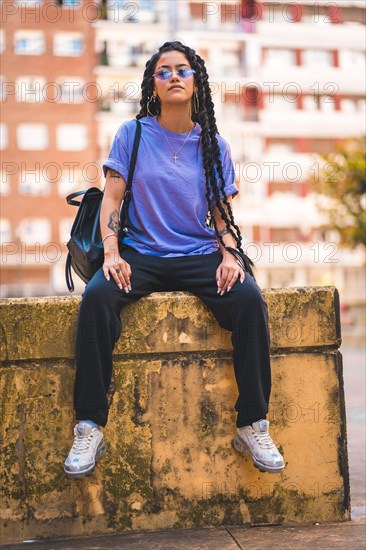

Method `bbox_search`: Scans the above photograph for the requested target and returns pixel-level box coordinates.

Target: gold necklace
[157,118,195,162]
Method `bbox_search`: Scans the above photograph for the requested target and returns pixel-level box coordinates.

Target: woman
[64,41,285,478]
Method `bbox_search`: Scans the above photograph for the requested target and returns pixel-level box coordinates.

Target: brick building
[1,0,99,295]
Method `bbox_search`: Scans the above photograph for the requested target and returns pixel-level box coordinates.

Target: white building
[93,0,365,305]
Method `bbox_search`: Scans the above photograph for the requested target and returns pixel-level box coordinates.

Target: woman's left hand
[216,253,245,296]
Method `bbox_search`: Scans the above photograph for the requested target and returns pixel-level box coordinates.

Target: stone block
[0,287,349,543]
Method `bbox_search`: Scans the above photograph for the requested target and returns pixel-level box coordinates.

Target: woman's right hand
[103,251,132,293]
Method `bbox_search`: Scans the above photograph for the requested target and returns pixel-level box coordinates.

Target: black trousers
[73,245,271,428]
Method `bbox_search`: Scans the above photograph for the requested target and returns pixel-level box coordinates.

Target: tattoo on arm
[109,169,121,180]
[107,210,120,234]
[218,228,230,237]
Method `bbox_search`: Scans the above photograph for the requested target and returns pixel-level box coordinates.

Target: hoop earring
[193,91,199,114]
[147,95,159,116]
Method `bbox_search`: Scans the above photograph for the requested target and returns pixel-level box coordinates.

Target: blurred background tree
[313,135,366,249]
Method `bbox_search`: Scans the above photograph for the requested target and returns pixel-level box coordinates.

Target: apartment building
[1,0,365,306]
[94,0,365,303]
[1,0,99,295]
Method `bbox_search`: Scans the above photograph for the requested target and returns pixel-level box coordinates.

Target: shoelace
[253,430,274,449]
[72,430,94,454]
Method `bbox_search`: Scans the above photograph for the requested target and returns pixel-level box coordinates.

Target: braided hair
[122,40,255,278]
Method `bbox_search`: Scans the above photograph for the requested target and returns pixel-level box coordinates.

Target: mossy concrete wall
[0,287,349,544]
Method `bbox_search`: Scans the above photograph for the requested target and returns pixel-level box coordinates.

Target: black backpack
[65,120,142,292]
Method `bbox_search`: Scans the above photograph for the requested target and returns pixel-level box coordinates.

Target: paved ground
[3,346,365,550]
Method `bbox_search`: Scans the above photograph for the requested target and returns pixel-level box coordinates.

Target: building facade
[1,0,365,306]
[1,0,99,295]
[94,0,366,304]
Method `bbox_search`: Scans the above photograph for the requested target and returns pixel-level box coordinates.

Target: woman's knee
[230,277,269,344]
[80,269,115,308]
[234,274,267,311]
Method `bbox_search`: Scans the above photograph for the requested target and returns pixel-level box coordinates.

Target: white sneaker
[233,419,285,474]
[64,422,106,479]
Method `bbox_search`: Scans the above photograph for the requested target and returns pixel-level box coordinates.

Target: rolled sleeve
[102,157,128,182]
[209,139,239,208]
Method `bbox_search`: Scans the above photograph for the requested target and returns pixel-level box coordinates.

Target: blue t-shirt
[102,116,239,257]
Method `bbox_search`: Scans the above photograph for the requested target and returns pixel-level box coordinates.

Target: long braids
[132,41,255,278]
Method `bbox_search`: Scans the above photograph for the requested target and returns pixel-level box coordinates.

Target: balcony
[257,19,365,50]
[260,109,366,138]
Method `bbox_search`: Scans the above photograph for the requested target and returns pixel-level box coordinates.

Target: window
[243,133,264,160]
[303,94,336,112]
[0,29,5,54]
[19,171,50,195]
[303,49,333,67]
[17,124,48,150]
[0,219,11,242]
[55,77,85,103]
[0,171,10,195]
[341,7,366,25]
[14,30,45,55]
[0,123,8,149]
[15,76,46,103]
[265,48,296,67]
[303,95,317,111]
[265,94,297,111]
[340,99,357,113]
[62,0,80,6]
[53,32,84,56]
[56,124,88,150]
[221,49,242,75]
[0,76,6,101]
[340,98,366,113]
[18,218,51,244]
[307,138,337,154]
[14,0,44,5]
[357,99,366,112]
[57,169,84,196]
[321,96,336,112]
[267,142,295,156]
[339,50,365,70]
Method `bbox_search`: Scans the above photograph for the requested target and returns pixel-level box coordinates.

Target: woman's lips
[169,85,184,90]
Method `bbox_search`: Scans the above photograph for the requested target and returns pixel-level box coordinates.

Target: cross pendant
[173,154,178,162]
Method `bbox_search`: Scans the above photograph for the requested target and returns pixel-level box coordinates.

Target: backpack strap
[66,190,86,207]
[65,252,74,292]
[120,119,142,231]
[126,119,141,195]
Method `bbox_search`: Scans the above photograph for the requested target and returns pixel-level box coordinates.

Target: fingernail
[124,288,129,293]
[107,277,110,281]
[118,284,122,289]
[240,279,244,283]
[217,288,221,293]
[227,286,231,292]
[128,285,132,291]
[220,290,224,296]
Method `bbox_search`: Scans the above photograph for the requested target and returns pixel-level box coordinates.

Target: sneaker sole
[64,441,107,479]
[232,435,284,474]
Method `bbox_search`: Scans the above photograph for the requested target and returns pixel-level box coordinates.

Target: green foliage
[312,135,366,249]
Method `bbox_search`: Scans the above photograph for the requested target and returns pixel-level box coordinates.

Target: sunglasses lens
[155,71,170,80]
[178,69,194,78]
[154,69,195,80]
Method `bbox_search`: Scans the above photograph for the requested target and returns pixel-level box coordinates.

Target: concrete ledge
[0,287,349,544]
[1,286,341,361]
